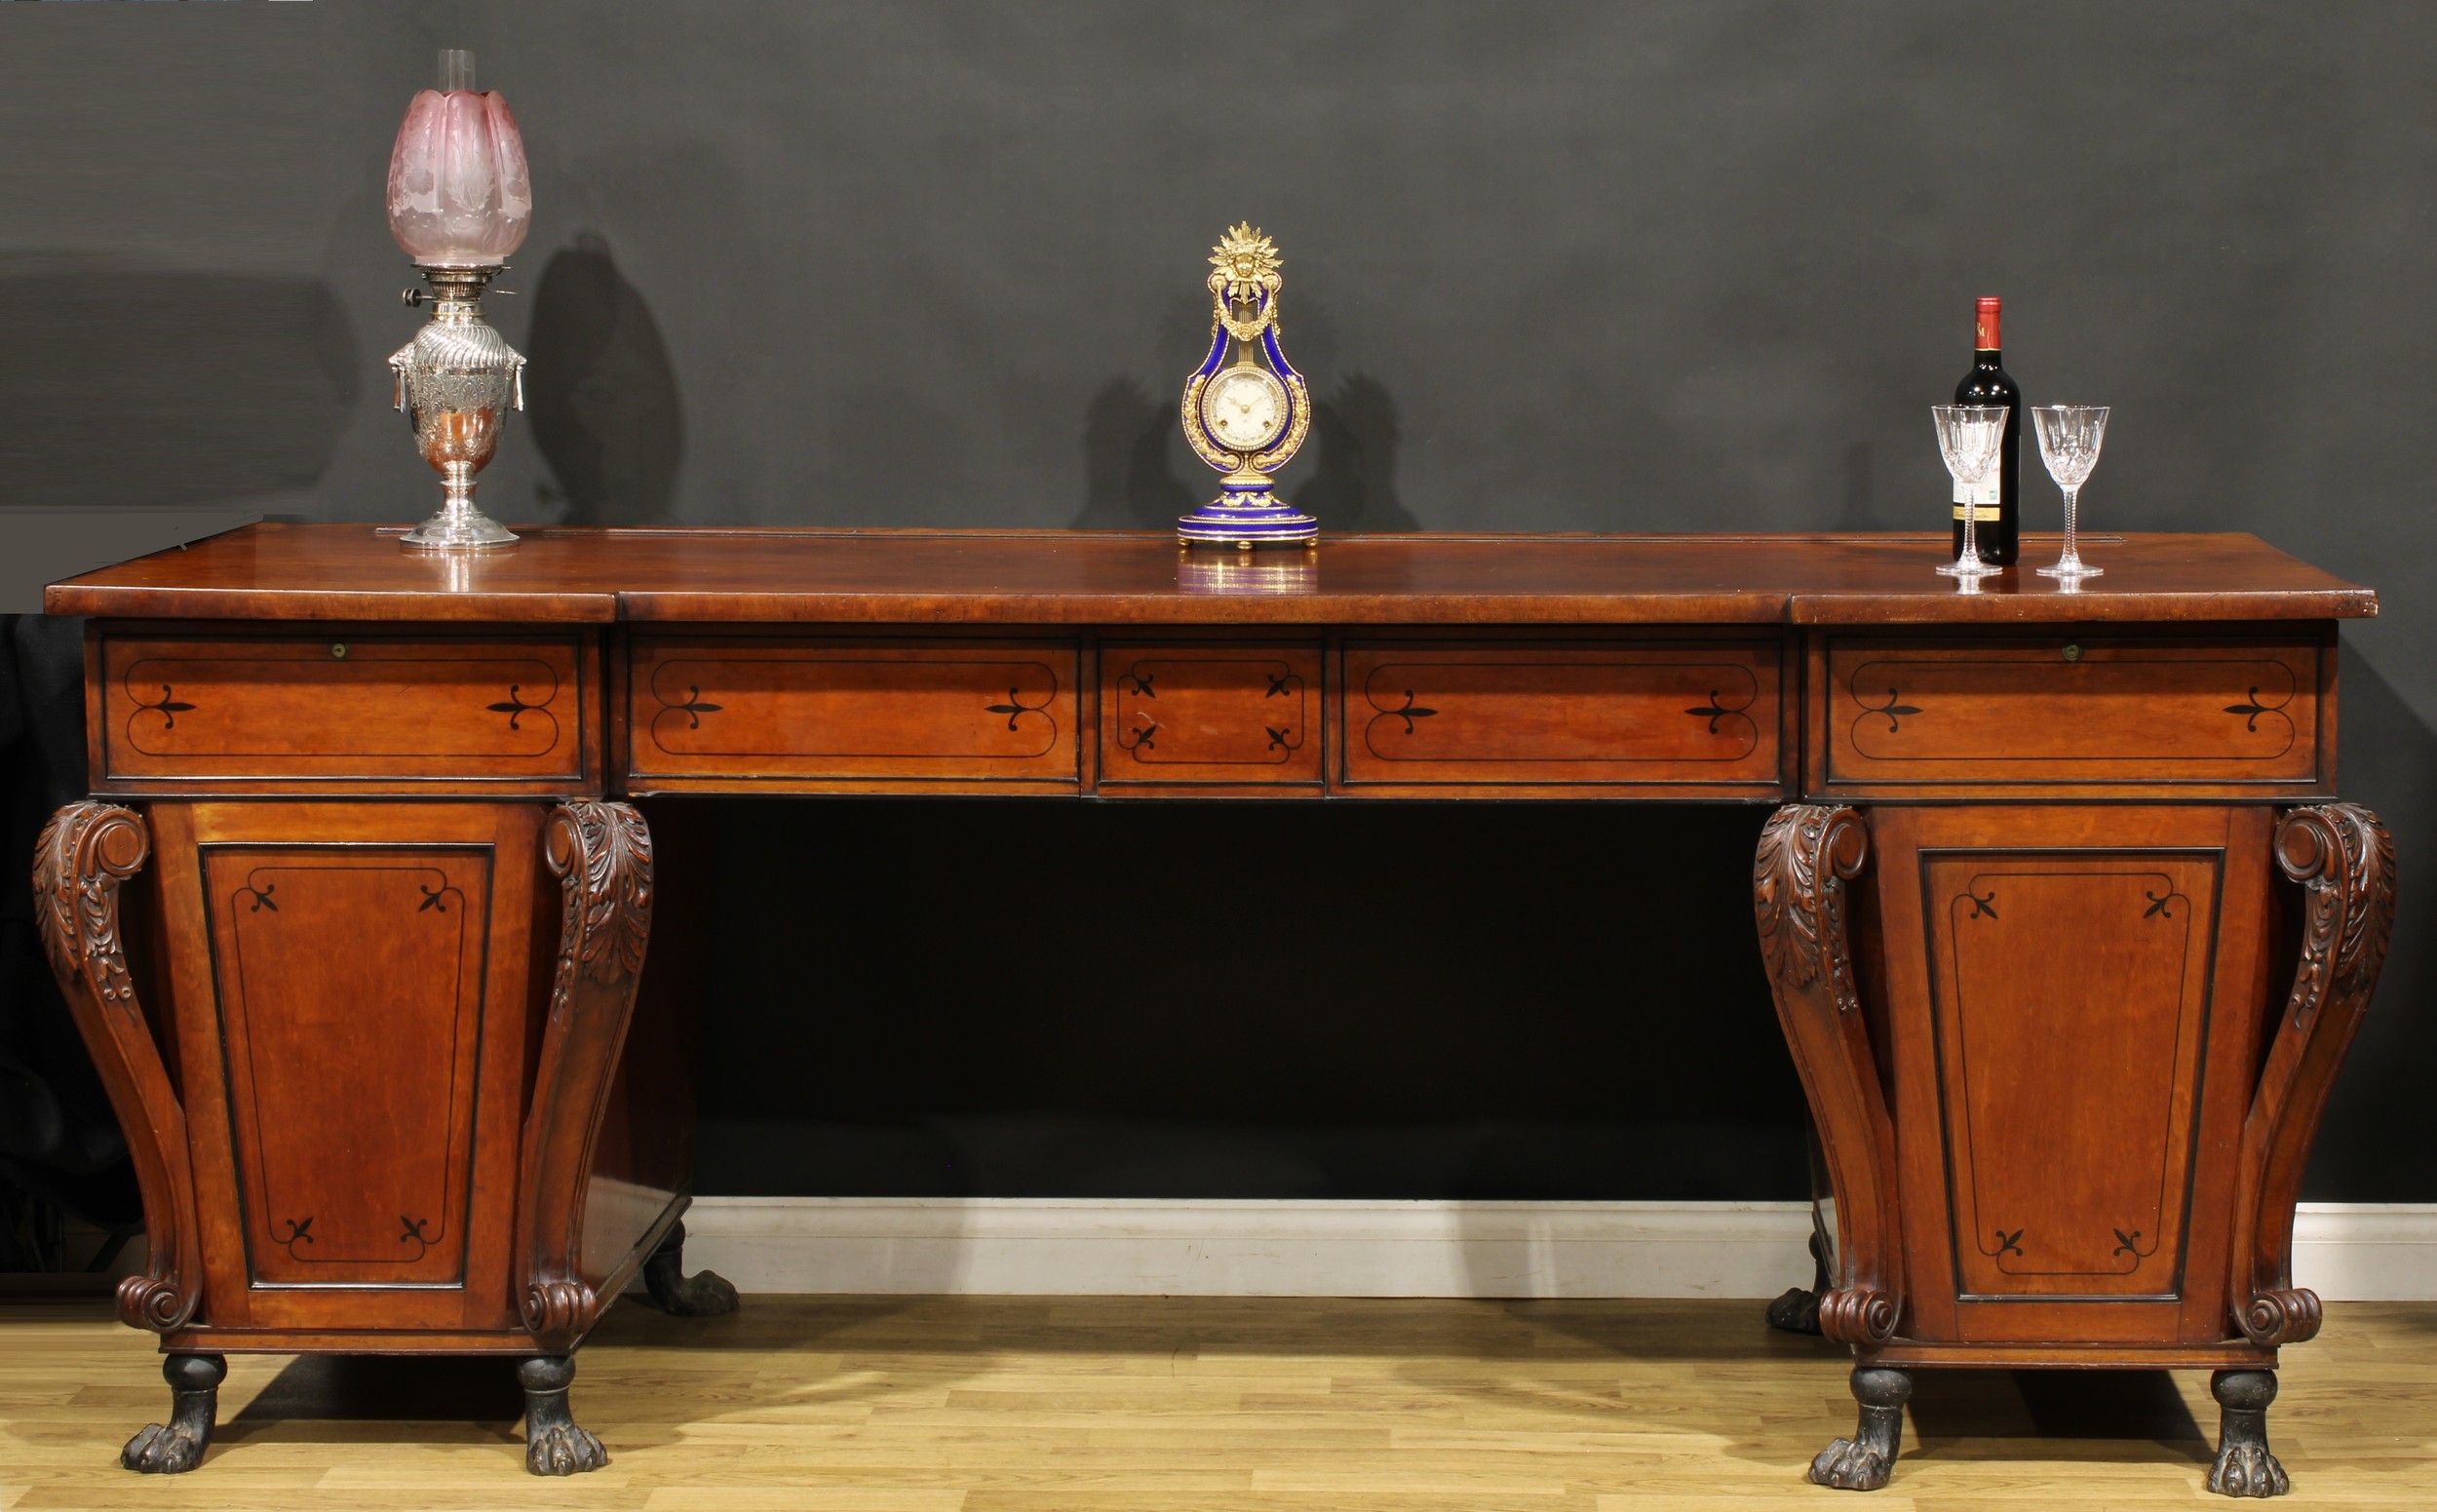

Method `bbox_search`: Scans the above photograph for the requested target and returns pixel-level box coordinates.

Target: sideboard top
[45,524,2375,627]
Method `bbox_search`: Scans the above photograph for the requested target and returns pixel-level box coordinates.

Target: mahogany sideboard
[36,524,2391,1493]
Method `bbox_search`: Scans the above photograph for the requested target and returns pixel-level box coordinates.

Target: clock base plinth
[1179,487,1317,549]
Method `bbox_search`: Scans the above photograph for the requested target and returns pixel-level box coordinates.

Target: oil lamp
[386,50,531,550]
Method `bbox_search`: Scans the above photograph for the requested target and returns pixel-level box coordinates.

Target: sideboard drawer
[628,638,1081,791]
[1335,641,1784,794]
[1100,644,1324,789]
[1816,635,2328,795]
[96,633,592,793]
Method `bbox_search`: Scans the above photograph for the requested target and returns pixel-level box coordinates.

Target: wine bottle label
[1952,479,2001,516]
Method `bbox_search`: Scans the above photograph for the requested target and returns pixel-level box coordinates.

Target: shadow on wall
[0,263,357,508]
[1298,374,1419,533]
[1069,377,1194,530]
[524,233,683,526]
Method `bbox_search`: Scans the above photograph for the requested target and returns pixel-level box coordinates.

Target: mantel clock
[1179,224,1318,548]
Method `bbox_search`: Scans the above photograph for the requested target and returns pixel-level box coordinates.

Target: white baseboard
[670,1198,2437,1301]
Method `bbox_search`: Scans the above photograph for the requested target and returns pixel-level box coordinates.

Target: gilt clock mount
[1179,224,1318,549]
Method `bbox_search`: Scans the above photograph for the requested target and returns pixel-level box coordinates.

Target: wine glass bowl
[2032,405,2109,582]
[1932,405,2008,579]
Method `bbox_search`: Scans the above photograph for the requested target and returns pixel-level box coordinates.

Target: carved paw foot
[520,1353,607,1476]
[121,1353,222,1474]
[121,1420,208,1474]
[2208,1369,2289,1497]
[1765,1286,1822,1335]
[2208,1442,2290,1498]
[641,1221,740,1318]
[525,1421,608,1476]
[1808,1435,1891,1492]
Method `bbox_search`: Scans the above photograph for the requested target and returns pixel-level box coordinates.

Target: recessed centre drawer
[95,633,591,793]
[1099,644,1324,787]
[627,638,1080,790]
[1335,641,1783,791]
[1817,635,2326,794]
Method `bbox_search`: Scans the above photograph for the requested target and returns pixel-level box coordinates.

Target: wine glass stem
[1960,490,1980,565]
[2059,485,2080,568]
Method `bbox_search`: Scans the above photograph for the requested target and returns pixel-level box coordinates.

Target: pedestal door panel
[204,847,489,1288]
[1924,851,2221,1300]
[148,803,546,1335]
[1868,804,2276,1349]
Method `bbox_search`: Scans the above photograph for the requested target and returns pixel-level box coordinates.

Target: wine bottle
[1952,296,2021,564]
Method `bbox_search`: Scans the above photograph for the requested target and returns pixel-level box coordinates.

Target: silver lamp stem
[392,264,524,550]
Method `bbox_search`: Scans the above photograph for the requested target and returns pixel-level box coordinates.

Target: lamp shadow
[523,232,683,526]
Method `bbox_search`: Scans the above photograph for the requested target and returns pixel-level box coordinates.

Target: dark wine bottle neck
[1974,347,2003,365]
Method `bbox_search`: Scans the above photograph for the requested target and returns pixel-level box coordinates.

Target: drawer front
[1101,645,1323,787]
[629,639,1080,788]
[1336,642,1782,790]
[97,634,589,791]
[1820,637,2324,792]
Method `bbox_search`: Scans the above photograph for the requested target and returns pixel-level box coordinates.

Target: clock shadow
[1298,372,1419,532]
[1070,376,1198,529]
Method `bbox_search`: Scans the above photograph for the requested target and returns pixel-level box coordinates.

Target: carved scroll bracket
[2229,802,2394,1347]
[1755,804,1900,1347]
[34,802,204,1335]
[518,800,653,1352]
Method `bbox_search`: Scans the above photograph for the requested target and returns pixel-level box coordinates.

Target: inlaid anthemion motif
[486,684,548,729]
[985,686,1056,732]
[1855,688,1921,735]
[132,684,196,730]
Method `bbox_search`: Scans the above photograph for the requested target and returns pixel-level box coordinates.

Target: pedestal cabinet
[37,525,2389,1493]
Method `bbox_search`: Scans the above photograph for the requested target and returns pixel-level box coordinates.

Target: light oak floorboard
[1,1297,2431,1509]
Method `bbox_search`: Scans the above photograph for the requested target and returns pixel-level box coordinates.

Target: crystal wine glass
[2032,405,2109,582]
[1932,405,2007,579]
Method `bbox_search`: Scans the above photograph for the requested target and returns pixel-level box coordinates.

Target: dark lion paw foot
[1808,1436,1891,1491]
[654,1266,739,1318]
[122,1422,207,1474]
[2208,1444,2290,1498]
[1765,1286,1822,1335]
[525,1422,607,1476]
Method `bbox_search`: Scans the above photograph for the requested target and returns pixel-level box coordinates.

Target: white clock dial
[1201,367,1288,453]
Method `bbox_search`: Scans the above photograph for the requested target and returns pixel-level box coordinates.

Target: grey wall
[5,2,2431,1198]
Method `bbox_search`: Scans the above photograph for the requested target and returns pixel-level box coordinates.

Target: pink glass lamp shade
[386,75,531,266]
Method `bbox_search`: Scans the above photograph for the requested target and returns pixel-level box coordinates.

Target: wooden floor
[3,1296,2433,1509]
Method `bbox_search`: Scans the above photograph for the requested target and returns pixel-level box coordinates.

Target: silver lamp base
[390,264,525,553]
[400,492,519,551]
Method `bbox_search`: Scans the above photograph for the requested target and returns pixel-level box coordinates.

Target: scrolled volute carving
[2239,1286,2323,1347]
[34,802,149,1008]
[1816,1286,1899,1346]
[34,802,201,1336]
[1754,804,1868,1013]
[545,800,653,989]
[522,1279,597,1343]
[118,1273,193,1334]
[2274,803,2396,1027]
